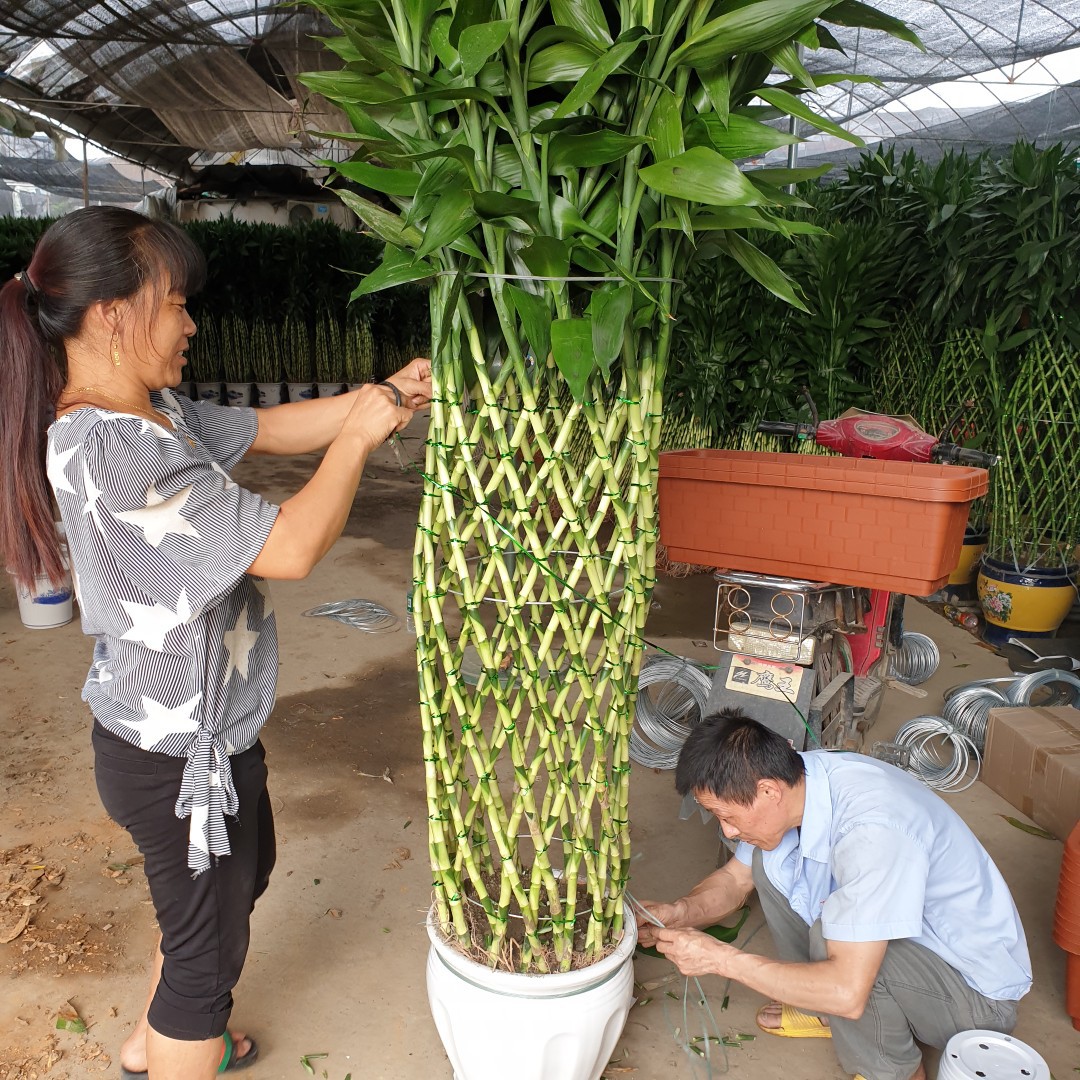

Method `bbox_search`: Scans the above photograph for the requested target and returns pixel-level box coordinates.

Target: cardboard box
[983,706,1080,841]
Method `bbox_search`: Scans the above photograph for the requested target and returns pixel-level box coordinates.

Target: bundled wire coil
[942,683,1008,750]
[629,655,713,769]
[1006,668,1080,707]
[890,631,940,685]
[302,599,400,633]
[893,716,980,793]
[943,667,1080,750]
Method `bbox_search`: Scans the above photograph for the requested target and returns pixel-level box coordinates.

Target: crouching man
[638,710,1031,1080]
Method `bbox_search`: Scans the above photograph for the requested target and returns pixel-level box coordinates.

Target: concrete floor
[1,425,1075,1079]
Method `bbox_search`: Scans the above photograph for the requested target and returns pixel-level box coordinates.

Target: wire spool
[890,631,940,685]
[942,683,1009,751]
[893,716,980,793]
[629,655,713,770]
[1006,668,1080,708]
[302,599,400,633]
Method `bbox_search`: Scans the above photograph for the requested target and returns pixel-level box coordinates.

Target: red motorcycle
[701,395,996,749]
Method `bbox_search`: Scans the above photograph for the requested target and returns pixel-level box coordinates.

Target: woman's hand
[389,357,433,407]
[339,382,419,454]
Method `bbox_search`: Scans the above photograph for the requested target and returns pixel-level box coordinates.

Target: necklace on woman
[60,385,174,430]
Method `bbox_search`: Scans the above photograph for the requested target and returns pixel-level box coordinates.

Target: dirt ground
[1,418,1076,1079]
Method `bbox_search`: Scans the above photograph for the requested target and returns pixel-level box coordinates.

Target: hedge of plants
[0,215,429,384]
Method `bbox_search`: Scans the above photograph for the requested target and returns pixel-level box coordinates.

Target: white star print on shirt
[223,603,259,680]
[210,461,238,491]
[81,458,105,530]
[115,483,201,548]
[120,588,191,651]
[188,804,210,854]
[253,577,274,620]
[46,443,79,496]
[118,692,202,750]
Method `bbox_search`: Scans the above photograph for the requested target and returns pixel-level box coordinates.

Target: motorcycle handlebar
[756,421,800,436]
[932,443,999,469]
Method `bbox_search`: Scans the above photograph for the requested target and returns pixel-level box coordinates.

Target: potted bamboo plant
[283,313,316,401]
[187,311,223,404]
[251,318,285,407]
[344,313,376,389]
[220,313,253,407]
[314,311,346,397]
[302,1,918,1076]
[978,331,1080,644]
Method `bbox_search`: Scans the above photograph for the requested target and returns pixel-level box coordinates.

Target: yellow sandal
[755,1002,832,1038]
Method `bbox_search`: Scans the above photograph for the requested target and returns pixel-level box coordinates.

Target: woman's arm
[246,383,415,579]
[247,358,431,457]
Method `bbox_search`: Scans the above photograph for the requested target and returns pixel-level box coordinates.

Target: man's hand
[634,900,687,947]
[653,929,740,978]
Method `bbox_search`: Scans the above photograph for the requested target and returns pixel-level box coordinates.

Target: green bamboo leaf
[553,38,644,119]
[718,232,809,311]
[690,112,800,158]
[350,247,436,298]
[588,285,632,376]
[638,146,768,207]
[493,145,524,186]
[998,815,1056,839]
[700,63,731,125]
[298,70,399,105]
[649,88,683,162]
[822,0,925,49]
[403,0,442,33]
[550,317,596,401]
[416,186,478,260]
[331,159,420,196]
[670,0,833,68]
[520,236,571,278]
[549,130,646,172]
[506,284,552,365]
[528,43,597,85]
[428,13,458,66]
[337,190,422,248]
[584,185,620,236]
[552,0,612,49]
[471,189,541,228]
[766,41,816,90]
[810,22,847,52]
[756,86,864,146]
[654,206,786,232]
[449,0,493,47]
[459,20,511,79]
[551,194,615,246]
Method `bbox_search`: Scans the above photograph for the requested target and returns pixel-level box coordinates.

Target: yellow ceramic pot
[977,556,1079,646]
[948,531,988,586]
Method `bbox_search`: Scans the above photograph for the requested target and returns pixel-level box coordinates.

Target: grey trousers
[752,849,1018,1080]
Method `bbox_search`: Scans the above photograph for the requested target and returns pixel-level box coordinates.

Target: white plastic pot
[195,381,222,404]
[317,381,344,398]
[936,1030,1049,1080]
[223,382,251,407]
[255,382,284,408]
[13,525,74,630]
[286,382,316,403]
[425,904,637,1080]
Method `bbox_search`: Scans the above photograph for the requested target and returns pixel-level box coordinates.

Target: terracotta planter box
[658,450,989,595]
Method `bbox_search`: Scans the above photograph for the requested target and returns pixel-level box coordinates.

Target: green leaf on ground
[999,815,1056,839]
[299,1053,327,1075]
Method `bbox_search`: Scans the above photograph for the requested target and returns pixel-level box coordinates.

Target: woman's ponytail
[0,272,66,589]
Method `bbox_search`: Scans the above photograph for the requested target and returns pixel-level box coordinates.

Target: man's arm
[637,855,755,947]
[653,932,888,1020]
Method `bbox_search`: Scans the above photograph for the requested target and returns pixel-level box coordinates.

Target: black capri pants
[92,722,276,1041]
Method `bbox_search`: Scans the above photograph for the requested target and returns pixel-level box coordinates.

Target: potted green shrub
[344,313,376,389]
[302,0,918,1075]
[187,311,223,404]
[220,313,253,407]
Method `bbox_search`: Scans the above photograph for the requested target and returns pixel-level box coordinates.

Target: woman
[0,206,431,1080]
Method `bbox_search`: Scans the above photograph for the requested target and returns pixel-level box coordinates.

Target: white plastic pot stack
[936,1030,1049,1080]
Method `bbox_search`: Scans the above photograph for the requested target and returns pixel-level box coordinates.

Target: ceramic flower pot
[977,555,1079,647]
[195,381,222,404]
[317,381,344,399]
[425,905,637,1080]
[223,382,251,408]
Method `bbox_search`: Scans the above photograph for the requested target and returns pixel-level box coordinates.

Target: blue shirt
[735,751,1031,1001]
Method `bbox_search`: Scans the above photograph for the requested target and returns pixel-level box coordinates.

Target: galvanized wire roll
[894,716,980,793]
[1005,668,1080,707]
[942,683,1010,750]
[302,599,400,632]
[891,631,940,686]
[629,655,713,769]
